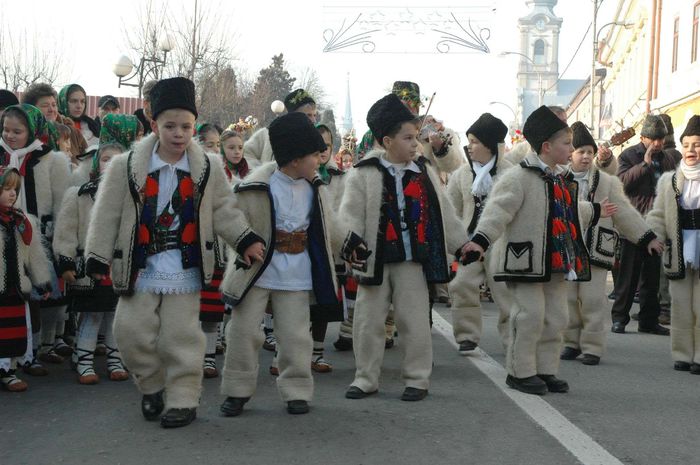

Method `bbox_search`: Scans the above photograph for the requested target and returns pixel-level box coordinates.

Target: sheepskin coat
[646,168,694,280]
[338,148,468,285]
[0,215,52,297]
[576,166,655,270]
[419,127,465,174]
[219,162,340,309]
[84,133,259,296]
[242,127,273,169]
[470,152,600,282]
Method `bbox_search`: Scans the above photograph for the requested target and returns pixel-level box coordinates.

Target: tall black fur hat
[366,93,416,146]
[680,115,700,142]
[466,113,508,156]
[523,105,569,154]
[150,77,198,120]
[570,121,597,151]
[268,112,325,166]
[284,89,316,112]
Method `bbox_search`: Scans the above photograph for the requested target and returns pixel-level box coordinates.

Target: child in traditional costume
[58,84,100,149]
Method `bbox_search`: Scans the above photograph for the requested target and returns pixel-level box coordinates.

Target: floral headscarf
[90,114,138,180]
[58,84,87,119]
[3,103,48,146]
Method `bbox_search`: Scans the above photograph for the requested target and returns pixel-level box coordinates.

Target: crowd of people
[1,75,699,429]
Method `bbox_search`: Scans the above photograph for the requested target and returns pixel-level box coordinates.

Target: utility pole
[591,0,599,136]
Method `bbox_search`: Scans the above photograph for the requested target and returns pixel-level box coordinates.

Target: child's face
[319,132,332,164]
[151,109,196,157]
[286,152,320,181]
[98,147,121,173]
[201,130,220,153]
[98,104,119,121]
[59,137,71,154]
[467,134,493,164]
[541,130,573,167]
[36,96,58,122]
[2,115,29,150]
[384,122,419,163]
[223,136,244,164]
[570,145,595,172]
[682,135,700,167]
[68,90,86,118]
[0,181,18,207]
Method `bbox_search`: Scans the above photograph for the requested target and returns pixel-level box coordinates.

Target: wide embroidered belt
[147,230,180,255]
[275,230,308,254]
[680,208,700,230]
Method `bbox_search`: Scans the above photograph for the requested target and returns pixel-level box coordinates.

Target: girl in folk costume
[219,112,340,417]
[561,122,661,365]
[53,114,141,384]
[58,84,100,149]
[84,77,262,428]
[0,104,71,376]
[647,115,700,374]
[446,113,514,354]
[340,94,468,402]
[220,127,250,183]
[197,123,222,154]
[0,167,52,391]
[461,106,618,395]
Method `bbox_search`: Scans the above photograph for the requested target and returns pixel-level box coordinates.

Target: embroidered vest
[549,174,586,276]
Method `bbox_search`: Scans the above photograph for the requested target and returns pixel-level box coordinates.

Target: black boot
[401,387,428,401]
[560,347,581,360]
[141,390,165,421]
[160,408,197,428]
[287,400,309,414]
[220,396,249,417]
[505,375,547,395]
[537,374,569,393]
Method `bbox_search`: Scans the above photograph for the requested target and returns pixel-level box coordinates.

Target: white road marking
[432,312,624,465]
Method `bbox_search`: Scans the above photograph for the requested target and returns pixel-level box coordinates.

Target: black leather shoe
[333,336,353,351]
[537,374,569,393]
[506,375,547,395]
[401,387,428,401]
[674,361,691,371]
[160,408,196,428]
[638,324,670,335]
[458,340,478,354]
[141,390,165,421]
[345,386,377,399]
[581,354,600,366]
[287,400,309,414]
[611,322,626,334]
[560,347,581,360]
[691,363,700,375]
[220,396,249,417]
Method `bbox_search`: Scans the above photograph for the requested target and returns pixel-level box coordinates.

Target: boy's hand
[460,242,484,264]
[647,238,664,256]
[599,198,618,218]
[42,291,51,300]
[597,145,613,162]
[242,241,265,266]
[62,270,77,284]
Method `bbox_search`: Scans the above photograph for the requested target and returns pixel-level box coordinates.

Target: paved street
[3,293,698,465]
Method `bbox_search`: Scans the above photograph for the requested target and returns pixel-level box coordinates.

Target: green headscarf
[3,103,48,146]
[91,114,139,179]
[58,84,87,118]
[356,129,375,159]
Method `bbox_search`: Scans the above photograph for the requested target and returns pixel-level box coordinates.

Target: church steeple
[342,72,353,134]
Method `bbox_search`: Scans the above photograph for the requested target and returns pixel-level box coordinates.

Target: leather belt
[147,230,180,255]
[680,208,700,230]
[275,230,308,254]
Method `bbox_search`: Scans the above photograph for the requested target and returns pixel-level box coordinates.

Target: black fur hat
[284,89,316,112]
[523,105,569,154]
[268,112,325,166]
[570,121,597,152]
[466,113,508,156]
[0,89,19,109]
[640,114,668,140]
[680,115,700,142]
[150,77,198,120]
[366,93,416,146]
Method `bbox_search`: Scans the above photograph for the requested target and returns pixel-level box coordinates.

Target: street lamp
[113,32,175,98]
[500,51,544,107]
[489,101,518,134]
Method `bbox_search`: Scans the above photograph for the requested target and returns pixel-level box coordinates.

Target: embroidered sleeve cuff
[592,203,602,226]
[85,257,110,277]
[471,233,491,252]
[57,255,76,275]
[235,231,266,257]
[636,230,657,248]
[340,231,366,262]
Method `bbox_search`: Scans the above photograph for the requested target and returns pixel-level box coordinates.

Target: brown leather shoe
[23,360,49,376]
[311,356,332,373]
[78,373,99,385]
[109,370,129,381]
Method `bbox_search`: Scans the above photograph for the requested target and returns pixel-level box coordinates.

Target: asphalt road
[2,295,697,465]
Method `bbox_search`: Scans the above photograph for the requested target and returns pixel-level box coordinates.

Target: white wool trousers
[352,261,432,392]
[669,269,700,364]
[506,275,568,378]
[449,255,512,348]
[113,292,204,409]
[563,266,608,357]
[221,286,313,402]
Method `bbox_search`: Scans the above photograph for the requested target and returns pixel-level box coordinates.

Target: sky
[2,0,617,136]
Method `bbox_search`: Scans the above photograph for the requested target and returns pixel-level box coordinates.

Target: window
[673,17,679,71]
[533,39,545,65]
[692,3,700,63]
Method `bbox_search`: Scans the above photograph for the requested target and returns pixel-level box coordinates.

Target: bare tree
[0,18,64,91]
[120,0,171,87]
[294,67,329,108]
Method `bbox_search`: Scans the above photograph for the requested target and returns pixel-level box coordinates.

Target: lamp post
[500,51,544,107]
[489,101,518,134]
[113,33,175,98]
[591,15,635,136]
